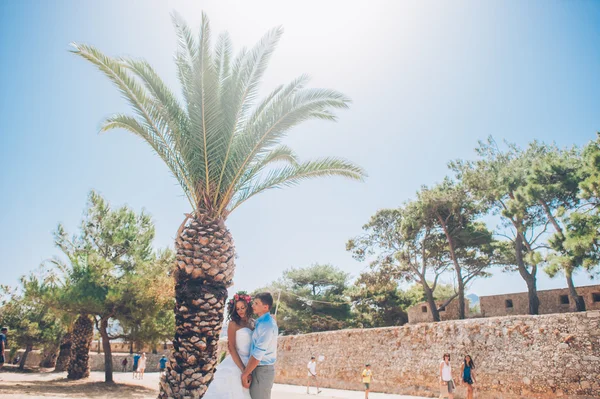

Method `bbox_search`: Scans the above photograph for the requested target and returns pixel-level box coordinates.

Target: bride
[205,292,254,399]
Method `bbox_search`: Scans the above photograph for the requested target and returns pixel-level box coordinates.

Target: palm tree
[72,12,365,398]
[67,314,94,380]
[54,331,72,372]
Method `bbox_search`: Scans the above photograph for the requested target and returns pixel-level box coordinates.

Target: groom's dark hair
[254,292,274,309]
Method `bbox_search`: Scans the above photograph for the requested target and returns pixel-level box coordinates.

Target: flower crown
[228,291,252,308]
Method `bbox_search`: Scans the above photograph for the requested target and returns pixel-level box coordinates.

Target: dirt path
[0,367,428,399]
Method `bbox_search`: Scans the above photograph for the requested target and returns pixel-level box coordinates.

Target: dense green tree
[348,207,451,322]
[256,264,352,335]
[48,191,174,383]
[516,145,588,310]
[347,269,412,328]
[417,179,495,319]
[72,12,365,398]
[540,135,600,299]
[451,138,550,315]
[0,274,66,370]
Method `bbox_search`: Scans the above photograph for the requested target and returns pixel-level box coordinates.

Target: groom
[242,292,278,399]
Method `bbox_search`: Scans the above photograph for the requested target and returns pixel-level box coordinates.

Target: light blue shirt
[250,312,278,366]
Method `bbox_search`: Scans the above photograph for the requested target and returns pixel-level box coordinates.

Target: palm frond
[236,145,300,191]
[70,43,196,207]
[122,59,198,197]
[218,87,351,214]
[75,14,365,217]
[228,157,366,212]
[100,114,195,205]
[213,27,284,204]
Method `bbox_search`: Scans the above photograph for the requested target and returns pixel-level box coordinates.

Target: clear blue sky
[1,0,599,298]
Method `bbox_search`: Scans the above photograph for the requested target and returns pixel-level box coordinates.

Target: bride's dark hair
[227,291,253,325]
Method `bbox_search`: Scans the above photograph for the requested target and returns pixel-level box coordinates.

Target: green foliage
[47,191,175,356]
[0,273,68,367]
[72,12,365,219]
[414,179,496,317]
[450,137,553,313]
[552,135,600,279]
[405,282,456,302]
[255,264,352,335]
[347,205,451,321]
[347,269,412,328]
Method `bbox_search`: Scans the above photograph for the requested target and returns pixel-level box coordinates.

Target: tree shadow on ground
[0,379,156,398]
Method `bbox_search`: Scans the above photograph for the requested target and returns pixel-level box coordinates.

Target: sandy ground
[0,367,428,399]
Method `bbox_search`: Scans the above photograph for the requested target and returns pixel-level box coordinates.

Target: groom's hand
[241,372,251,388]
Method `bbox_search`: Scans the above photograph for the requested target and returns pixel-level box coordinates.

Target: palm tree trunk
[159,215,235,399]
[54,333,72,372]
[67,314,93,380]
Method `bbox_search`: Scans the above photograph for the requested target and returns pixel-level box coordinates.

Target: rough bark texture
[54,332,72,372]
[158,215,235,399]
[67,314,93,380]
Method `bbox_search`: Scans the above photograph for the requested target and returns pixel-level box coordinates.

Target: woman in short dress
[460,355,476,399]
[138,353,147,379]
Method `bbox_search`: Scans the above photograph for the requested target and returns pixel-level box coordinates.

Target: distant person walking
[362,363,373,399]
[159,355,168,375]
[460,355,476,399]
[132,352,141,379]
[439,353,455,399]
[121,357,128,372]
[0,327,8,376]
[306,356,322,394]
[138,353,147,379]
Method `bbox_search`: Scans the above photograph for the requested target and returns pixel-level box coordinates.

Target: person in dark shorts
[132,352,141,379]
[460,355,476,399]
[362,363,373,399]
[121,357,128,372]
[159,355,168,375]
[0,327,8,371]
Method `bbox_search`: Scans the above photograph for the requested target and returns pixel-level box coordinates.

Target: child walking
[362,363,374,399]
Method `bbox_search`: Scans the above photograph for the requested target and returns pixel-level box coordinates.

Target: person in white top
[439,353,455,399]
[306,356,322,394]
[138,353,147,380]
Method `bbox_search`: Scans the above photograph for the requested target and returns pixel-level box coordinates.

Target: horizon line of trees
[348,135,600,321]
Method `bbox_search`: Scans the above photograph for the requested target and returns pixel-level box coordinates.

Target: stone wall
[480,284,600,318]
[221,311,600,398]
[2,349,170,373]
[407,299,469,324]
[2,349,42,367]
[6,311,600,398]
[89,341,173,353]
[88,351,170,373]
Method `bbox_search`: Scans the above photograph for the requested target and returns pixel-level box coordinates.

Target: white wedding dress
[204,327,253,399]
